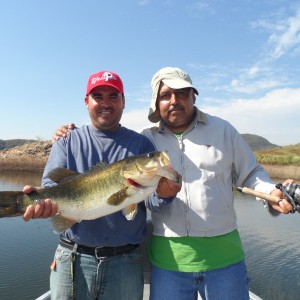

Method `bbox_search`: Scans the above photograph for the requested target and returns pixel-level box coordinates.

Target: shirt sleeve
[41,139,68,187]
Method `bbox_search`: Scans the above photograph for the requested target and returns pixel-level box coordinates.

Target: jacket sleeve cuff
[154,192,175,203]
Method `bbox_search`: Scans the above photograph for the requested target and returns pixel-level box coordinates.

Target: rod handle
[237,187,282,204]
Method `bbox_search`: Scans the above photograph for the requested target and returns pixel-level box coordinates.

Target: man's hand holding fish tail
[22,185,58,221]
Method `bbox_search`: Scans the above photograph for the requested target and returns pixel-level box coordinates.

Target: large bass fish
[0,151,178,232]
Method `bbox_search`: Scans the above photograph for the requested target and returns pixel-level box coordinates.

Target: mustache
[168,104,184,112]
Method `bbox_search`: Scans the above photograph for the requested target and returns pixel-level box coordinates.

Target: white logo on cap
[91,72,117,85]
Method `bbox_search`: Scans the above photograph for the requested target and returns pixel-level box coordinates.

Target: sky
[0,0,299,146]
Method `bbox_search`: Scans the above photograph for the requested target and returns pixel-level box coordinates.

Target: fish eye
[147,152,155,158]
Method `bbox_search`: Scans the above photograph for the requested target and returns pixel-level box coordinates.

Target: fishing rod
[237,182,300,213]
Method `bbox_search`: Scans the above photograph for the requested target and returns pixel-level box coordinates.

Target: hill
[241,134,278,151]
[0,139,36,150]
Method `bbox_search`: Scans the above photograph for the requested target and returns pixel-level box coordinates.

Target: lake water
[0,170,299,300]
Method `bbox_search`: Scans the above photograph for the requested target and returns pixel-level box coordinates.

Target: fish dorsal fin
[95,161,107,168]
[84,161,108,174]
[47,168,81,184]
[122,204,138,221]
[107,187,129,206]
[51,214,78,233]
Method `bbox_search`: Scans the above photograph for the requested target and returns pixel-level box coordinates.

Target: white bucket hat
[148,67,199,123]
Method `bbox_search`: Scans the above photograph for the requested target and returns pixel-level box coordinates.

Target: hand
[52,123,76,143]
[156,172,182,198]
[22,185,59,221]
[269,179,298,214]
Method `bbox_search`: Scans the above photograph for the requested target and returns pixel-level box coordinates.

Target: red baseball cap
[86,71,124,95]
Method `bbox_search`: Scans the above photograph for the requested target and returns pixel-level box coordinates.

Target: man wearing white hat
[142,66,294,300]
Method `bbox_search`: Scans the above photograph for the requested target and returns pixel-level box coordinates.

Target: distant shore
[0,160,47,172]
[0,161,299,182]
[261,164,300,182]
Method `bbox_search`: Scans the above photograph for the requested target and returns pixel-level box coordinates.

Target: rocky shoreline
[0,141,52,171]
[0,141,299,180]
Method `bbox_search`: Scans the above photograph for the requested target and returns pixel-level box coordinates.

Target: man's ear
[192,92,196,104]
[84,96,89,107]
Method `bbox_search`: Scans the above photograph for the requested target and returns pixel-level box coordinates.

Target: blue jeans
[50,244,144,300]
[150,260,250,300]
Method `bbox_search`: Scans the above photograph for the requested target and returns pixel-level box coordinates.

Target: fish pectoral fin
[107,188,129,206]
[122,204,138,221]
[51,214,78,233]
[47,168,81,184]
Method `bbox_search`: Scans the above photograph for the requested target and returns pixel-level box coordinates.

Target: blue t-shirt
[42,124,155,247]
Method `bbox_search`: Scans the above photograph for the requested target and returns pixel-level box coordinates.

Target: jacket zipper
[176,133,190,235]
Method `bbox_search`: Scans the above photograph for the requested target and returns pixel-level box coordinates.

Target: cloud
[185,1,215,16]
[269,13,300,60]
[190,62,290,97]
[210,63,287,95]
[137,0,150,5]
[229,78,283,94]
[202,88,300,145]
[122,108,152,132]
[252,9,300,61]
[216,9,300,98]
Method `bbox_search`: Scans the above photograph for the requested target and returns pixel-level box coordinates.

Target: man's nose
[98,96,112,103]
[169,92,179,104]
[97,98,112,107]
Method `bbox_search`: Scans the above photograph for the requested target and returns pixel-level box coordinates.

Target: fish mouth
[122,151,177,186]
[134,163,177,182]
[136,151,175,180]
[156,165,178,182]
[127,178,143,188]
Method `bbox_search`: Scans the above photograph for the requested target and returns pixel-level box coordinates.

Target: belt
[59,237,139,257]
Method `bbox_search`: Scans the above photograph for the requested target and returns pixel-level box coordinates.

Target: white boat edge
[35,291,51,300]
[36,287,263,300]
[35,221,263,300]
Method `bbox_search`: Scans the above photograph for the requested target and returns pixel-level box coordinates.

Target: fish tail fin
[0,191,25,218]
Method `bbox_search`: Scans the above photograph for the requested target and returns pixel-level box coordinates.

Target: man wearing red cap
[23,70,181,300]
